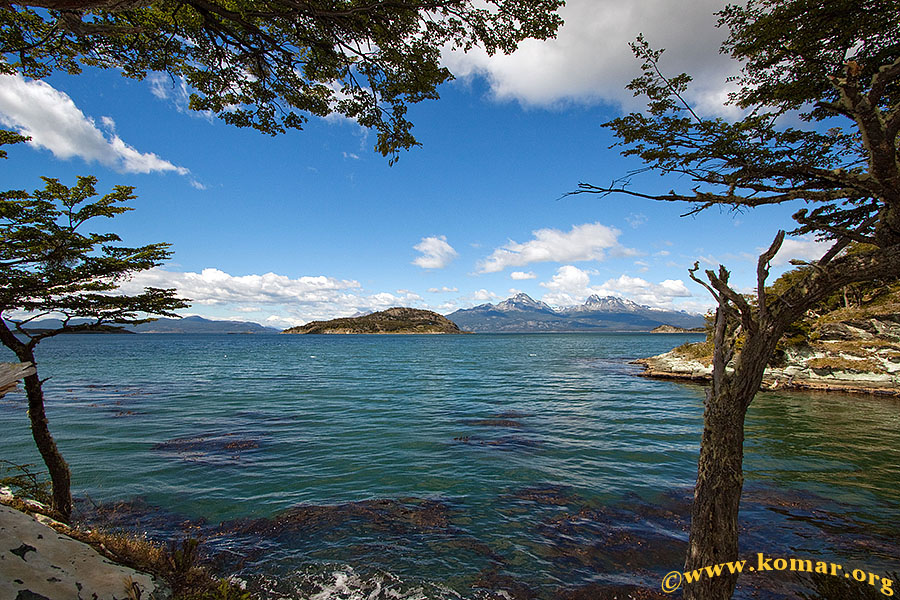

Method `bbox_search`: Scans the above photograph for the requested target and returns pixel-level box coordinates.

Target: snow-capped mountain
[447,293,704,333]
[494,293,555,313]
[562,294,644,314]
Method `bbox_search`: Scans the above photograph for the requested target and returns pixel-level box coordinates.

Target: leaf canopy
[0,134,188,345]
[0,0,563,161]
[583,0,900,250]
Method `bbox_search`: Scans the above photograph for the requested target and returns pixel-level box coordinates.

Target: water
[1,333,898,598]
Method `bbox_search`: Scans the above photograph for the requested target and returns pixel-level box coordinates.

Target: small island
[648,324,705,333]
[281,307,466,334]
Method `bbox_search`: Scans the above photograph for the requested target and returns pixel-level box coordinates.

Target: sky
[0,0,835,329]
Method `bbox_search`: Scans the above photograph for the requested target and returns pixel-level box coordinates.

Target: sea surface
[1,333,898,599]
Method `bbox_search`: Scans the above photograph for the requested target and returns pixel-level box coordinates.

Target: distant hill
[283,307,464,334]
[129,316,279,334]
[447,293,704,333]
[7,316,279,334]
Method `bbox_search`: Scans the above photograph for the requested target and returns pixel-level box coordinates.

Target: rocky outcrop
[636,316,900,396]
[282,307,465,334]
[0,492,166,600]
[649,325,705,334]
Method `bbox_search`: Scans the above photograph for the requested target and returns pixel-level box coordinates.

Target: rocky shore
[0,490,166,600]
[635,315,900,396]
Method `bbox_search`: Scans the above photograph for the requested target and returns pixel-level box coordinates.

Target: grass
[805,357,886,374]
[61,527,250,599]
[815,300,900,325]
[673,339,714,364]
[813,339,900,357]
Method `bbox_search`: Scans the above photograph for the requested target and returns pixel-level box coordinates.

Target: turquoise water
[1,333,898,598]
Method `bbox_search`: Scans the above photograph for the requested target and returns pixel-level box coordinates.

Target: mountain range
[447,293,705,333]
[6,316,280,334]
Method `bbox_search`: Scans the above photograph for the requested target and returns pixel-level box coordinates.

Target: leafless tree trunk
[682,234,900,599]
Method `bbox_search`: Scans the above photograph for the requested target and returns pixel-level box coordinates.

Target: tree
[575,1,900,598]
[0,131,188,522]
[0,0,562,162]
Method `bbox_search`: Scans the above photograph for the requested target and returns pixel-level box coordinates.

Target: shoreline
[633,354,900,397]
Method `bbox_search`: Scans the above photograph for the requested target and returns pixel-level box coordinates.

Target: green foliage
[0,0,563,162]
[765,262,899,353]
[0,133,188,345]
[590,0,900,252]
[0,459,51,504]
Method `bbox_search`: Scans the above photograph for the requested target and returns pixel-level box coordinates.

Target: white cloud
[479,222,626,273]
[427,286,459,293]
[442,0,739,115]
[116,267,439,328]
[538,265,695,309]
[413,235,459,269]
[0,74,189,176]
[471,289,501,302]
[625,213,648,228]
[119,267,360,305]
[510,271,537,280]
[770,236,835,266]
[600,274,693,307]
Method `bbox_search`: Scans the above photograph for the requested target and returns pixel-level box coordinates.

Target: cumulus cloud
[770,236,836,266]
[470,289,501,302]
[479,222,626,273]
[427,286,459,293]
[442,0,739,115]
[510,271,537,280]
[0,74,189,175]
[413,235,459,269]
[538,265,694,309]
[603,275,693,306]
[119,267,360,305]
[116,267,436,328]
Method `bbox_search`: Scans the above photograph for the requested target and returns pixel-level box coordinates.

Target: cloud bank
[118,267,430,328]
[538,265,694,309]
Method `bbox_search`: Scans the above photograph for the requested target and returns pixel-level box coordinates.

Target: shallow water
[1,333,898,598]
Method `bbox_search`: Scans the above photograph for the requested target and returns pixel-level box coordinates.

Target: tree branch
[756,230,784,322]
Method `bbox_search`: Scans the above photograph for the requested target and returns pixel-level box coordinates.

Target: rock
[0,362,35,398]
[0,502,166,600]
[635,316,900,396]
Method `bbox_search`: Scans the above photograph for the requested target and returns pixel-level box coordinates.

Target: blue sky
[0,0,833,328]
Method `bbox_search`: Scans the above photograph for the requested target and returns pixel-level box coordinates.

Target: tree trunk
[682,308,782,599]
[682,383,747,599]
[20,349,73,523]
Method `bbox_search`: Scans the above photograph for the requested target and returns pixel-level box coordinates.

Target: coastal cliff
[636,314,900,396]
[282,307,465,334]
